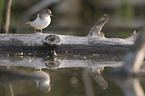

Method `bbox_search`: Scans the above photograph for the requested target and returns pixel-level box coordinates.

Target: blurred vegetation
[0,0,145,36]
[0,0,4,23]
[115,0,134,20]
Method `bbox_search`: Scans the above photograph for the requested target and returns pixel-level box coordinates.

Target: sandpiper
[27,9,54,33]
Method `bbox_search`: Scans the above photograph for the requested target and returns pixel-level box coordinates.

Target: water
[0,49,144,96]
[0,62,144,96]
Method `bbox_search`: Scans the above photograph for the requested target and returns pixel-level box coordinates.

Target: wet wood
[0,33,133,57]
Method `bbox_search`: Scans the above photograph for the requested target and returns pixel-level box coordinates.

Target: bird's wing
[29,12,39,22]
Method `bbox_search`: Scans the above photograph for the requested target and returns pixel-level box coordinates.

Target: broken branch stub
[125,30,138,42]
[87,14,109,37]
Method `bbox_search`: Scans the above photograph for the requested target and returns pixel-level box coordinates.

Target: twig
[87,14,109,37]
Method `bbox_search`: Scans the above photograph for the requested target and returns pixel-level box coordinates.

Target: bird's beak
[51,14,55,17]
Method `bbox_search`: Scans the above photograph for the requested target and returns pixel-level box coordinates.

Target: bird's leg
[40,29,43,33]
[34,28,36,33]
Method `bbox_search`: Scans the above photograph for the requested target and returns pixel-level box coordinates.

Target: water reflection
[106,72,145,96]
[0,55,122,69]
[0,55,145,95]
[0,68,51,95]
[85,67,108,90]
[31,71,51,93]
[0,54,122,93]
[0,68,39,83]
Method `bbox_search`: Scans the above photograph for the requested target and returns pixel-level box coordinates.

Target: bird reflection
[0,68,40,83]
[0,68,51,93]
[31,71,51,92]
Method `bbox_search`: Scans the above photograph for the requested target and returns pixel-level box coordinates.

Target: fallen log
[0,14,137,57]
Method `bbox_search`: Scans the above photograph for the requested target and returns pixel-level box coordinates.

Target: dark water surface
[0,61,144,96]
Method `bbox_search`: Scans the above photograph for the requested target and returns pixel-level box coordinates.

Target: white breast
[29,14,51,29]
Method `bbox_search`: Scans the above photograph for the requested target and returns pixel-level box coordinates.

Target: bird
[26,9,54,33]
[31,71,51,92]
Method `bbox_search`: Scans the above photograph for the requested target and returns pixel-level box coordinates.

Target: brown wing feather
[29,12,39,22]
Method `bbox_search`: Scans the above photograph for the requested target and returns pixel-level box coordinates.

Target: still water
[0,58,144,96]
